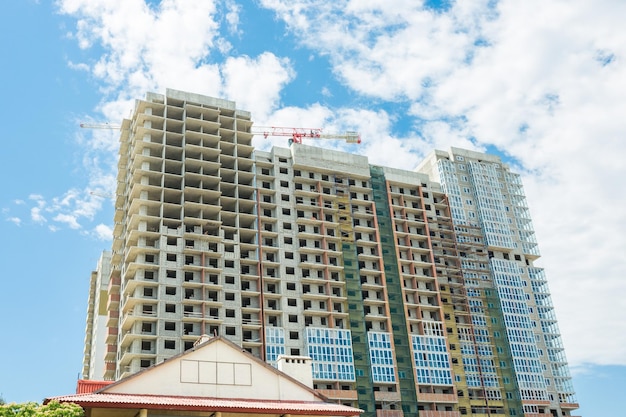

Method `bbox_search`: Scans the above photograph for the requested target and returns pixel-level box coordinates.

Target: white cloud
[333,107,420,169]
[31,207,46,224]
[58,0,224,117]
[54,213,82,229]
[29,194,47,224]
[29,193,45,201]
[58,0,297,125]
[260,0,492,100]
[93,223,113,241]
[21,186,109,231]
[260,103,334,127]
[7,217,21,226]
[67,60,90,72]
[224,0,241,35]
[222,53,295,121]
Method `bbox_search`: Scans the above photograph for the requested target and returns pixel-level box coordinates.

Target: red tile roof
[48,393,362,416]
[76,380,113,394]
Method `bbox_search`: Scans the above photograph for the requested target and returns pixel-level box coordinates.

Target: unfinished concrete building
[83,89,578,417]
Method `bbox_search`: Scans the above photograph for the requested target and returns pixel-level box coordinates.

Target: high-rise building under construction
[83,89,578,417]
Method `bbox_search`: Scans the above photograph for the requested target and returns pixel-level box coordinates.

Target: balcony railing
[375,410,404,417]
[415,412,460,417]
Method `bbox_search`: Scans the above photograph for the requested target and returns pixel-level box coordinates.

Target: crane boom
[251,126,361,145]
[90,191,114,199]
[80,123,122,130]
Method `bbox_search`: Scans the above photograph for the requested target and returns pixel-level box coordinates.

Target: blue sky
[1,1,625,415]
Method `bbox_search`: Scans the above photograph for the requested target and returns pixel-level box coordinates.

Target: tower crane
[80,123,362,145]
[250,126,361,145]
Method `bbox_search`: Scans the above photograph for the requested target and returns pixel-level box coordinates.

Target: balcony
[374,392,401,402]
[417,393,458,403]
[105,327,118,344]
[317,389,358,401]
[107,293,120,310]
[375,411,404,417]
[108,275,121,294]
[104,343,117,361]
[242,317,262,329]
[415,412,460,417]
[106,309,119,327]
[182,311,204,321]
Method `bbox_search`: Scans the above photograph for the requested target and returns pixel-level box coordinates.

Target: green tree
[0,401,83,417]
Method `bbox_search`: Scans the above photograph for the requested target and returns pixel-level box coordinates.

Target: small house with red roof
[45,336,362,417]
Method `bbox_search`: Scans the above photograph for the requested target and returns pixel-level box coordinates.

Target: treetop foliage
[0,401,83,417]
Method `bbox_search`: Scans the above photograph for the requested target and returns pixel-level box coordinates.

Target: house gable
[101,337,320,401]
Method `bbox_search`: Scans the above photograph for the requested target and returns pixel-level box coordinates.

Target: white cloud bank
[50,0,626,370]
[58,0,294,124]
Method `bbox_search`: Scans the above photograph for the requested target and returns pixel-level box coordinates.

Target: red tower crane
[250,126,361,145]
